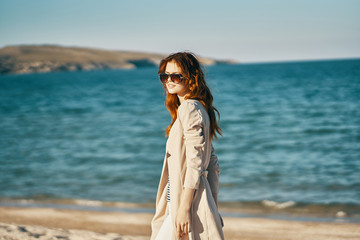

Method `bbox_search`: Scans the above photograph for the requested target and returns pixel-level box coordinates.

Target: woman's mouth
[167,84,176,89]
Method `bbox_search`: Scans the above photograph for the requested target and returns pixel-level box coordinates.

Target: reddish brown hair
[158,52,222,140]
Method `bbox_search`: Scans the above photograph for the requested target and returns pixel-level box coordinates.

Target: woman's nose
[165,76,172,83]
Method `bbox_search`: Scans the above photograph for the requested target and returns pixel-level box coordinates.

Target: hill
[0,45,236,74]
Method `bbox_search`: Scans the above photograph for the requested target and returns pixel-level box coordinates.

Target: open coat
[151,99,224,240]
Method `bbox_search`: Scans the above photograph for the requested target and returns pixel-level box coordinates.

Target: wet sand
[0,206,359,240]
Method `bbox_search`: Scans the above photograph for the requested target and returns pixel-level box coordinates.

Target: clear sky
[0,0,359,62]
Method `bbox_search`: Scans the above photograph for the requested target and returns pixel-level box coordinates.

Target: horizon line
[1,43,359,65]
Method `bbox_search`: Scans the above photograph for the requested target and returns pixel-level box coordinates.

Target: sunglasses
[159,73,184,84]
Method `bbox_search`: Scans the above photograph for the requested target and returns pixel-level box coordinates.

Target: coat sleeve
[207,144,220,206]
[178,101,205,190]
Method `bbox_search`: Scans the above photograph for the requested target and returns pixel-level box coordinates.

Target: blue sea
[0,59,359,221]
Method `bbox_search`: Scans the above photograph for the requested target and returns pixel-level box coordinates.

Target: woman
[151,52,224,240]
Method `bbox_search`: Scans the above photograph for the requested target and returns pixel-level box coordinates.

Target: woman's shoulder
[177,99,207,123]
[177,99,204,114]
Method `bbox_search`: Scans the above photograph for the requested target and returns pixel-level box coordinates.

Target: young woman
[151,52,224,240]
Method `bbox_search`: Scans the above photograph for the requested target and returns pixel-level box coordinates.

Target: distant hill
[0,45,236,74]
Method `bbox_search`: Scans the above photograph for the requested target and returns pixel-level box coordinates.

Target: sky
[0,0,359,62]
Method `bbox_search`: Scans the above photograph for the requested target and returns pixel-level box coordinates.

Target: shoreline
[1,198,359,224]
[0,206,359,240]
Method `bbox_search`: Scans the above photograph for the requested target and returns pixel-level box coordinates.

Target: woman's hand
[175,187,195,239]
[175,208,191,239]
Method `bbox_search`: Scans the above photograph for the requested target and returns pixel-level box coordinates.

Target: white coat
[151,99,224,240]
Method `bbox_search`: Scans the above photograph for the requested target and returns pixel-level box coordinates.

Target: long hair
[158,52,222,140]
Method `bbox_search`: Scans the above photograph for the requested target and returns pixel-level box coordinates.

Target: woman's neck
[178,95,186,104]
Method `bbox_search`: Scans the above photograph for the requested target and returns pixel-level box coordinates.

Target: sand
[0,206,359,240]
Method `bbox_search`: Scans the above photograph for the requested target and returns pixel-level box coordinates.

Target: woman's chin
[167,89,178,95]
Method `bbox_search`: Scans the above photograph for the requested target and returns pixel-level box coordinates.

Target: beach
[1,60,359,240]
[0,206,359,240]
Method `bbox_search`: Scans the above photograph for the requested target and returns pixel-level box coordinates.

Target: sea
[0,59,359,222]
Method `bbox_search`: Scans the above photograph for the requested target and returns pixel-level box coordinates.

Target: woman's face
[164,61,189,97]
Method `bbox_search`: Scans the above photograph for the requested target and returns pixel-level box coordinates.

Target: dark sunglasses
[159,73,184,84]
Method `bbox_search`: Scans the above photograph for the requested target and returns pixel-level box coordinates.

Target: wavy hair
[158,52,222,140]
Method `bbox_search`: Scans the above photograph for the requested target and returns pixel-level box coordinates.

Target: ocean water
[0,59,359,219]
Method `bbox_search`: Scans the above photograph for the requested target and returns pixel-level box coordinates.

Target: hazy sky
[1,0,359,62]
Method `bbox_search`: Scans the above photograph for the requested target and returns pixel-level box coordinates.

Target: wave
[261,200,296,209]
